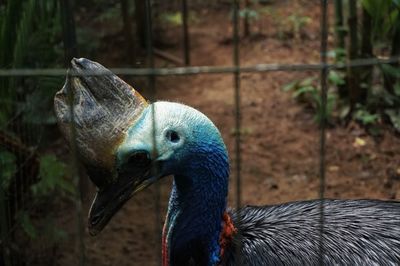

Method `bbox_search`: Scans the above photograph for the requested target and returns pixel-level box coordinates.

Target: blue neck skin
[164,143,229,266]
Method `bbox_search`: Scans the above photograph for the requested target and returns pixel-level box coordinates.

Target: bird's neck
[163,147,229,266]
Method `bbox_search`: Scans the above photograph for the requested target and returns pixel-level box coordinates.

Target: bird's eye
[166,130,180,143]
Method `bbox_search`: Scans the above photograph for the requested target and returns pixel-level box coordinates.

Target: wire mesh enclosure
[1,0,400,265]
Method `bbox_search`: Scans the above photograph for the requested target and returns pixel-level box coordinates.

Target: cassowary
[54,58,400,266]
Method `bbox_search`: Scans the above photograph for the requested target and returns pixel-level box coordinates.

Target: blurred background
[0,0,399,265]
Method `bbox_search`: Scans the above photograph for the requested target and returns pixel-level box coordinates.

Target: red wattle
[219,212,237,258]
[162,222,169,266]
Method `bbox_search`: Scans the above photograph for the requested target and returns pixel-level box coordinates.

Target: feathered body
[224,200,400,265]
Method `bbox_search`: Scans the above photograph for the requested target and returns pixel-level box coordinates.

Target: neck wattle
[162,149,229,266]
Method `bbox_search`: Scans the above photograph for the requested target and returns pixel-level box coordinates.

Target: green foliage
[328,0,400,132]
[239,8,260,21]
[328,48,347,64]
[162,12,183,26]
[17,154,73,241]
[161,11,198,26]
[1,148,73,242]
[0,149,17,190]
[17,211,38,239]
[286,14,311,37]
[328,69,346,86]
[283,75,337,124]
[385,109,400,131]
[284,65,400,130]
[31,155,75,198]
[21,77,63,125]
[381,64,400,79]
[0,0,64,130]
[0,1,72,253]
[17,207,68,243]
[41,216,68,244]
[361,0,400,43]
[354,107,380,125]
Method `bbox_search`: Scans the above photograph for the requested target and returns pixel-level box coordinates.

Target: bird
[55,58,400,266]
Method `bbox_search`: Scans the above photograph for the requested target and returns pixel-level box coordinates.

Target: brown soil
[56,2,400,265]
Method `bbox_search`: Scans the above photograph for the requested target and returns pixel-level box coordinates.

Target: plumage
[223,200,400,265]
[55,58,400,266]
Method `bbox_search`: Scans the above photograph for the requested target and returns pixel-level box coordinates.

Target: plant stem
[334,0,345,50]
[360,5,373,98]
[347,0,362,108]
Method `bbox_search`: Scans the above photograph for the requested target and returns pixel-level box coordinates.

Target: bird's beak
[54,58,149,235]
[88,150,155,235]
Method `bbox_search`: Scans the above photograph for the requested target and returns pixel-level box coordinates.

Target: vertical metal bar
[232,0,242,264]
[318,0,328,265]
[66,73,86,266]
[60,3,85,265]
[121,0,136,64]
[232,0,241,219]
[181,0,190,66]
[60,0,88,201]
[334,0,345,49]
[0,164,11,266]
[144,1,161,265]
[60,0,78,65]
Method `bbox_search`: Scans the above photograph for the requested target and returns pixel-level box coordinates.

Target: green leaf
[282,80,298,92]
[18,211,37,239]
[329,70,345,85]
[381,64,400,78]
[0,149,16,190]
[354,109,379,125]
[385,109,400,132]
[394,82,400,96]
[31,155,74,197]
[299,77,317,87]
[293,86,316,98]
[162,12,183,26]
[42,217,68,244]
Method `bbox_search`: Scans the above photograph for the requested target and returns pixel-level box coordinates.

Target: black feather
[221,199,400,266]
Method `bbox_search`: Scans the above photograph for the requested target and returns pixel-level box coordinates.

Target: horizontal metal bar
[0,56,398,77]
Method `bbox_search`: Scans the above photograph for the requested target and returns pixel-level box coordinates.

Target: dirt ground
[56,2,400,265]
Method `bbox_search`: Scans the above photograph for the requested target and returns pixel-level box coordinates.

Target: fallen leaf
[353,137,366,148]
[328,165,340,172]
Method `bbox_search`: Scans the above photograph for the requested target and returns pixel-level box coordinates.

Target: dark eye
[166,130,180,143]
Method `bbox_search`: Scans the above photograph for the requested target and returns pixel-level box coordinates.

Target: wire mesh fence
[1,0,400,265]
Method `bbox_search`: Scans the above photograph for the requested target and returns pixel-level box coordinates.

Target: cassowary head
[54,58,227,236]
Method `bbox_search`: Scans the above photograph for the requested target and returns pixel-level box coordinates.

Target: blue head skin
[117,102,229,265]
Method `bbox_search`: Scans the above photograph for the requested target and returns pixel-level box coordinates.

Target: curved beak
[88,151,156,235]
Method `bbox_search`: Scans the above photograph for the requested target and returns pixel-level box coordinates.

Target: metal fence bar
[232,0,241,217]
[0,165,11,266]
[144,0,162,265]
[66,72,86,266]
[60,1,86,265]
[181,0,190,66]
[232,0,243,264]
[318,0,329,265]
[1,56,399,77]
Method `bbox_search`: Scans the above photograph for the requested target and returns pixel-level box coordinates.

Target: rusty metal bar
[318,0,329,265]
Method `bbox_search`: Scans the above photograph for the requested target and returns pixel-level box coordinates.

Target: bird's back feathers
[222,199,400,266]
